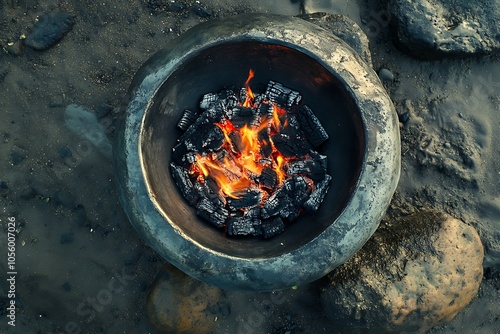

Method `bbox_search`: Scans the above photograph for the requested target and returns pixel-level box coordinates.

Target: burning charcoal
[271,133,311,158]
[288,159,326,182]
[296,105,329,147]
[304,174,332,212]
[177,109,198,131]
[257,102,272,117]
[201,125,224,151]
[262,182,292,218]
[265,81,302,108]
[218,90,239,109]
[196,197,228,228]
[171,141,189,166]
[227,189,263,211]
[200,93,218,110]
[169,163,198,206]
[259,167,277,190]
[261,217,285,239]
[310,151,328,173]
[228,131,243,154]
[244,207,262,219]
[226,216,262,236]
[194,181,226,206]
[228,106,258,128]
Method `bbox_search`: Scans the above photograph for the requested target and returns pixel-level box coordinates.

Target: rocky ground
[0,0,498,333]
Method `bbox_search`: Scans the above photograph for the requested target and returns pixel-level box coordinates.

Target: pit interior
[141,40,365,258]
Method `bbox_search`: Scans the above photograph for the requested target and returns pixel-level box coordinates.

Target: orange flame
[242,69,255,108]
[192,69,295,199]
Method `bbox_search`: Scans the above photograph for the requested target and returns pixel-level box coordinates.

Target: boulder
[389,0,500,59]
[321,211,484,333]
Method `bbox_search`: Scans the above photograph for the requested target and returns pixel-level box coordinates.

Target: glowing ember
[170,69,332,238]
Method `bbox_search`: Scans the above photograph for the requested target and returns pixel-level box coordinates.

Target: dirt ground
[0,0,498,333]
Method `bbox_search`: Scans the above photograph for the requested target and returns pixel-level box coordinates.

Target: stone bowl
[113,13,400,291]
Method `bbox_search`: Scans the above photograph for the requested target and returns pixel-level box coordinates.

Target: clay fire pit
[114,13,400,291]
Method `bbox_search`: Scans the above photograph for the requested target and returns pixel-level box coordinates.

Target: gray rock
[379,68,395,82]
[390,0,500,59]
[321,211,484,333]
[299,12,373,66]
[25,12,76,51]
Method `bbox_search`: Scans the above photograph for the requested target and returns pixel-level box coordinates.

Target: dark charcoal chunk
[170,163,198,206]
[271,133,311,158]
[257,103,272,117]
[201,126,224,151]
[310,151,328,172]
[177,109,199,131]
[228,107,258,128]
[259,167,277,190]
[244,207,262,219]
[26,12,76,51]
[261,217,285,239]
[265,81,302,108]
[227,189,263,210]
[296,105,329,147]
[304,174,332,212]
[194,180,226,206]
[226,216,262,236]
[263,176,312,219]
[196,198,228,228]
[200,93,218,110]
[288,159,326,181]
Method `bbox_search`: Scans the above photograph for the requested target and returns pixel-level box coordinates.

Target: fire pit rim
[114,13,400,291]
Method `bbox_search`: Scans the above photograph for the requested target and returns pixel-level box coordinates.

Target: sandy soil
[0,0,498,333]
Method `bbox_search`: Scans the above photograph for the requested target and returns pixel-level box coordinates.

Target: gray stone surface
[299,12,372,66]
[320,211,484,333]
[390,0,500,59]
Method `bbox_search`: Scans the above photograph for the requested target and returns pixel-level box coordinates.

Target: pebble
[25,12,76,51]
[378,68,395,82]
[398,112,410,124]
[191,4,211,18]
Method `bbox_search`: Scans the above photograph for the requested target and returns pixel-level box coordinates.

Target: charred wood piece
[259,167,277,190]
[304,174,332,212]
[200,93,218,110]
[265,81,302,108]
[170,163,198,206]
[296,105,329,147]
[271,133,311,158]
[229,107,258,128]
[196,197,229,228]
[227,189,263,210]
[177,109,199,131]
[226,216,262,236]
[288,159,326,182]
[261,217,285,239]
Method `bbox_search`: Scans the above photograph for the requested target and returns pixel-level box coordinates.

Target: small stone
[191,4,211,18]
[321,211,484,333]
[379,68,395,82]
[444,142,451,148]
[5,40,23,56]
[25,12,76,51]
[398,112,410,123]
